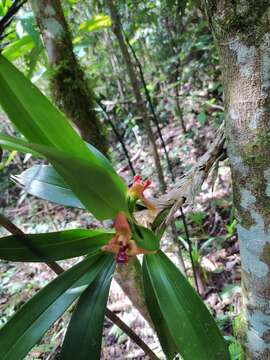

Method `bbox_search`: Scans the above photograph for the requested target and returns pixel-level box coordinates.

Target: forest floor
[0,106,242,359]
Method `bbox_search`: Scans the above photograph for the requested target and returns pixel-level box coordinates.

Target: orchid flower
[102,212,156,263]
[128,175,156,211]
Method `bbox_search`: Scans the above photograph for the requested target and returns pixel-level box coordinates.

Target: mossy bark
[203,2,270,359]
[30,0,108,155]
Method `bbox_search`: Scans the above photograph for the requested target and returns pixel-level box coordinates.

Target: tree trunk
[107,0,166,193]
[203,2,270,359]
[30,0,108,155]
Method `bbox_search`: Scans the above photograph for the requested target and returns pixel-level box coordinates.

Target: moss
[32,0,108,155]
[48,49,108,155]
[233,311,248,343]
[260,244,270,268]
[206,1,270,45]
[239,209,255,229]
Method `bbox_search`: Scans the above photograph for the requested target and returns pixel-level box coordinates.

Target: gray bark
[203,2,270,359]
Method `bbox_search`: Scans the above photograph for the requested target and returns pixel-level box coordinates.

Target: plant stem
[180,207,199,293]
[0,213,159,359]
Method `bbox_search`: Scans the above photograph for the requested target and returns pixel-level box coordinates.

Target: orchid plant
[0,55,230,360]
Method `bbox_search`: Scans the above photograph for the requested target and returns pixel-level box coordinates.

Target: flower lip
[116,245,129,264]
[102,211,157,263]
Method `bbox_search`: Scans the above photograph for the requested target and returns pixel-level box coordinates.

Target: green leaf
[0,133,41,156]
[133,225,160,251]
[13,165,85,209]
[0,134,128,220]
[143,251,230,360]
[60,256,115,359]
[2,35,35,61]
[0,56,128,219]
[79,14,111,32]
[197,112,207,124]
[0,229,114,262]
[0,253,113,360]
[143,261,178,359]
[0,55,86,154]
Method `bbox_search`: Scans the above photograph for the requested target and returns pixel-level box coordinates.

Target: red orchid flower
[128,175,156,211]
[102,212,156,263]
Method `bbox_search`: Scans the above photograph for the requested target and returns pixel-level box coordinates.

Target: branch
[0,0,27,41]
[97,99,136,176]
[105,309,159,360]
[0,214,159,360]
[157,123,225,216]
[137,123,226,233]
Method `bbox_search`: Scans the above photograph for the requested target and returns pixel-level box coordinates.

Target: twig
[0,213,159,360]
[157,123,226,212]
[97,100,136,176]
[0,213,64,275]
[0,0,27,40]
[105,309,160,360]
[154,124,226,287]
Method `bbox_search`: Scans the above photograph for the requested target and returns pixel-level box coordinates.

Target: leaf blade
[144,251,230,360]
[0,253,113,360]
[0,56,128,219]
[143,259,178,360]
[13,165,85,209]
[0,134,128,219]
[0,229,114,262]
[60,256,115,359]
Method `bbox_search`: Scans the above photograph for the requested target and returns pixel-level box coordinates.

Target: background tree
[107,0,166,192]
[30,0,108,155]
[203,1,270,359]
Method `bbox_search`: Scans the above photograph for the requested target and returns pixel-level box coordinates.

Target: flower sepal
[128,175,156,212]
[102,212,158,264]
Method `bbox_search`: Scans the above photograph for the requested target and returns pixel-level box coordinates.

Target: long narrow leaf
[60,256,115,359]
[143,262,178,359]
[0,56,128,219]
[0,229,114,262]
[0,253,113,360]
[0,55,88,155]
[0,55,125,186]
[13,165,85,209]
[2,35,35,61]
[143,251,230,360]
[0,134,128,219]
